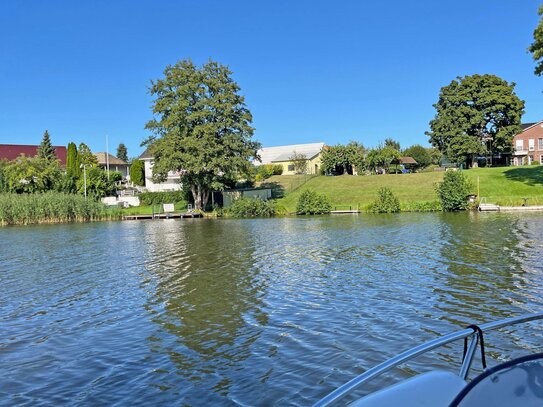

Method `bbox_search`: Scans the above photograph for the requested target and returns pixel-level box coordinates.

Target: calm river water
[2,213,543,405]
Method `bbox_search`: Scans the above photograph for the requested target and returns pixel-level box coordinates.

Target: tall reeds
[0,192,122,226]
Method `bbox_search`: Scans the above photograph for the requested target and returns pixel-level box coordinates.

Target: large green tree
[3,156,62,193]
[402,144,431,169]
[529,5,543,76]
[426,74,524,167]
[37,130,56,161]
[365,146,401,173]
[320,142,365,175]
[116,143,128,162]
[78,143,98,167]
[66,142,80,178]
[145,59,260,210]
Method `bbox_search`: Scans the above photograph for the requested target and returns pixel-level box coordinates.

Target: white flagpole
[106,134,110,181]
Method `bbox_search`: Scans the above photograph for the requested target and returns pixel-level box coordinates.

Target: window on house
[529,139,535,151]
[287,165,295,172]
[539,138,543,150]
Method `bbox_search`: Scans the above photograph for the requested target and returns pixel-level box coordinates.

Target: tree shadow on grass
[503,166,543,187]
[260,182,286,198]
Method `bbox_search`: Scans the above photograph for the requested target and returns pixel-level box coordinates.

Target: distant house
[0,144,67,165]
[94,152,130,178]
[256,142,325,175]
[511,121,543,166]
[138,148,182,192]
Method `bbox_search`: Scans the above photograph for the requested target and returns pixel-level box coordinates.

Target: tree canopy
[365,145,401,173]
[37,130,56,162]
[402,144,431,169]
[66,142,80,178]
[384,138,400,151]
[116,143,128,162]
[130,159,145,186]
[145,59,260,210]
[78,143,98,167]
[426,74,524,167]
[529,5,543,76]
[320,142,365,175]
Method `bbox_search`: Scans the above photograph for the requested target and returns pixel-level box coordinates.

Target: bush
[228,198,276,217]
[368,187,400,213]
[436,170,473,211]
[400,200,442,212]
[139,191,187,206]
[130,160,145,186]
[255,164,283,182]
[531,160,540,166]
[296,189,331,215]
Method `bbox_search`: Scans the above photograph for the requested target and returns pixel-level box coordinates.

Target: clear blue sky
[1,1,542,157]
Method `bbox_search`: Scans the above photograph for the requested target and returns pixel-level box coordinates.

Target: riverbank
[0,193,122,226]
[269,166,543,212]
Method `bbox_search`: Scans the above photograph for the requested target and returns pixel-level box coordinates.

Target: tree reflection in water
[140,220,268,402]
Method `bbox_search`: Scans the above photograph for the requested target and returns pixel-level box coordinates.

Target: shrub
[368,187,400,213]
[255,164,283,182]
[296,189,331,215]
[400,200,442,212]
[228,198,276,217]
[139,191,187,206]
[130,160,145,186]
[531,160,540,166]
[436,170,473,211]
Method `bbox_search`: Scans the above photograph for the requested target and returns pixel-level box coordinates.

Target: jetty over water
[123,212,203,220]
[479,203,543,212]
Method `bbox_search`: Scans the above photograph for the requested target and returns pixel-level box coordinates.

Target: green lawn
[273,166,543,212]
[467,166,543,206]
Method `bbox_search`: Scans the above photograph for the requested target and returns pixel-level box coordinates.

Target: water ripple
[1,213,543,405]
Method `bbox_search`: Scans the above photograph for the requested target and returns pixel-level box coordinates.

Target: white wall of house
[143,159,182,192]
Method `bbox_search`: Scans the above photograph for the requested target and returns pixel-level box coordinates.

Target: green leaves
[145,59,260,210]
[37,130,56,162]
[436,170,473,211]
[116,143,128,162]
[320,142,365,175]
[529,5,543,76]
[368,187,400,213]
[296,189,331,215]
[129,160,145,186]
[427,74,524,166]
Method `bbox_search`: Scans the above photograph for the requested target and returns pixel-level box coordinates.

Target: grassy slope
[274,166,543,211]
[467,166,543,206]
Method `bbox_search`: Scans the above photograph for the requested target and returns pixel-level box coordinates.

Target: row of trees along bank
[319,139,440,176]
[0,132,126,225]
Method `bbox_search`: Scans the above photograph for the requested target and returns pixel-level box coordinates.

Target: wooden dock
[331,210,360,214]
[479,204,543,212]
[123,212,203,220]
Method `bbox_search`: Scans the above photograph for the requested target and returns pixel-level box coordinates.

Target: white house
[94,152,130,179]
[138,148,182,192]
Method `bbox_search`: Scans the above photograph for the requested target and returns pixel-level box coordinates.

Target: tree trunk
[191,184,210,211]
[191,185,202,211]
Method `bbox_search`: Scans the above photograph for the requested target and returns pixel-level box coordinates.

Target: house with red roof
[0,144,67,166]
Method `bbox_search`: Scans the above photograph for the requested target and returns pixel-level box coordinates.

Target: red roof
[0,144,67,166]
